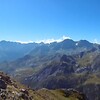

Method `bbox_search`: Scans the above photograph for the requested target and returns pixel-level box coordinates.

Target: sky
[0,0,100,43]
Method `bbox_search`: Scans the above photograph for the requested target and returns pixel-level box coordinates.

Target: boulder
[0,79,7,89]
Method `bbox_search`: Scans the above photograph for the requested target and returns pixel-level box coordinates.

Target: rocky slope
[0,71,86,100]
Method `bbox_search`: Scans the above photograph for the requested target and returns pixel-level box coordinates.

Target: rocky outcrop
[78,84,100,100]
[65,88,87,100]
[0,79,7,89]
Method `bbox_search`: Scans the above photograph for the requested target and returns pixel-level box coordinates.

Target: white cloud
[10,40,34,44]
[9,35,71,44]
[93,38,100,44]
[94,39,99,44]
[36,35,71,44]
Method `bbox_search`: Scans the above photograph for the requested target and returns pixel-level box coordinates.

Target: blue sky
[0,0,100,43]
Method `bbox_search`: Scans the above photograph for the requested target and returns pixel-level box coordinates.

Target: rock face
[23,55,76,89]
[78,84,100,100]
[0,71,33,100]
[0,79,7,89]
[65,88,88,100]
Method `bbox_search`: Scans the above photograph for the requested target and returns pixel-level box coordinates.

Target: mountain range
[0,39,96,61]
[0,39,100,100]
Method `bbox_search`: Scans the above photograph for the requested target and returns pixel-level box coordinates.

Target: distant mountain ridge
[0,39,96,61]
[0,40,38,61]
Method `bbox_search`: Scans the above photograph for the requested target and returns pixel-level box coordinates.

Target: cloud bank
[15,40,33,44]
[36,36,71,44]
[13,36,71,44]
[93,38,100,44]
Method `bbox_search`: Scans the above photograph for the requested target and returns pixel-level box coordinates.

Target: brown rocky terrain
[0,71,86,100]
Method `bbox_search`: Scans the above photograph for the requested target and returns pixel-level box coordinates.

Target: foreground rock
[0,71,86,100]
